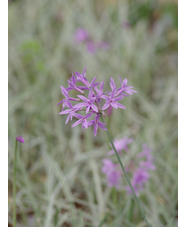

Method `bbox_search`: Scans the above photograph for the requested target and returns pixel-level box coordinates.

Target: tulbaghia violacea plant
[58,67,150,226]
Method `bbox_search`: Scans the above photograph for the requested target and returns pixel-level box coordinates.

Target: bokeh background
[8,0,177,226]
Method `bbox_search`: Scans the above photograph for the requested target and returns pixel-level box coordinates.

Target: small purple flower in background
[86,41,97,54]
[75,28,89,43]
[102,159,122,189]
[58,67,136,136]
[74,28,110,54]
[102,142,155,195]
[108,136,134,155]
[16,136,24,143]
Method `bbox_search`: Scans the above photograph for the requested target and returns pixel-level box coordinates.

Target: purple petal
[81,78,90,87]
[72,119,82,127]
[92,82,99,88]
[57,100,63,106]
[102,95,110,101]
[94,124,98,136]
[95,114,100,121]
[102,102,110,110]
[122,78,128,87]
[75,71,82,79]
[83,119,88,129]
[65,100,73,108]
[68,97,80,102]
[60,86,69,97]
[90,77,97,87]
[73,102,87,109]
[77,86,89,91]
[86,105,91,113]
[73,113,84,119]
[88,120,95,126]
[98,121,107,130]
[90,104,98,112]
[115,102,126,109]
[100,81,104,92]
[114,94,125,102]
[111,102,118,109]
[71,75,76,85]
[77,95,89,102]
[59,109,71,115]
[85,112,94,119]
[110,77,116,90]
[111,88,116,99]
[65,115,71,124]
[88,89,93,100]
[75,87,84,94]
[82,66,87,77]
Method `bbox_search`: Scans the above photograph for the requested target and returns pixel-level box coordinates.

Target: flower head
[58,67,137,136]
[16,136,24,143]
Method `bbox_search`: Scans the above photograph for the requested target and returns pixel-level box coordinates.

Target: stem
[128,198,134,222]
[111,188,117,207]
[101,116,150,227]
[13,140,18,227]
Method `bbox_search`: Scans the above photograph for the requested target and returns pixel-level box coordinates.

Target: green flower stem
[13,140,18,227]
[101,116,150,227]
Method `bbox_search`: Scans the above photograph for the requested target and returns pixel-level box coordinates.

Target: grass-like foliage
[9,0,177,226]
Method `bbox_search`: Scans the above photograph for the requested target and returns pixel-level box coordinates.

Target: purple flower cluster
[102,140,155,195]
[74,28,110,54]
[58,67,137,136]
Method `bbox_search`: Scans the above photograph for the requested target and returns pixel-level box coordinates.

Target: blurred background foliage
[8,0,177,226]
